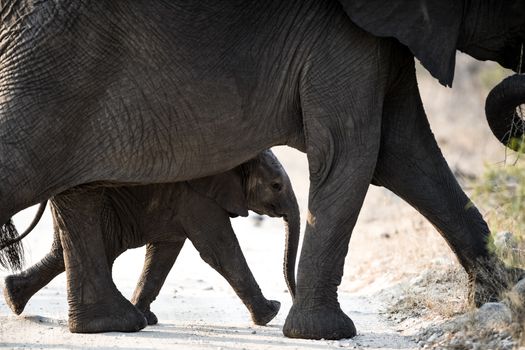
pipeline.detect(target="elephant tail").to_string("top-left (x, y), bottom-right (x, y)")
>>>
top-left (0, 201), bottom-right (47, 270)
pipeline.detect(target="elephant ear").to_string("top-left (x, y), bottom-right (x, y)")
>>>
top-left (339, 0), bottom-right (463, 87)
top-left (187, 170), bottom-right (249, 218)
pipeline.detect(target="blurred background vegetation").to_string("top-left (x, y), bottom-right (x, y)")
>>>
top-left (468, 62), bottom-right (525, 268)
top-left (473, 150), bottom-right (525, 268)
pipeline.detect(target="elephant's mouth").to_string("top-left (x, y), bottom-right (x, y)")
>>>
top-left (250, 205), bottom-right (282, 218)
top-left (266, 204), bottom-right (283, 218)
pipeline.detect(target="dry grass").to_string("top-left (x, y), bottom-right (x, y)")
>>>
top-left (384, 266), bottom-right (469, 322)
top-left (474, 159), bottom-right (525, 260)
top-left (384, 263), bottom-right (523, 349)
top-left (417, 157), bottom-right (525, 348)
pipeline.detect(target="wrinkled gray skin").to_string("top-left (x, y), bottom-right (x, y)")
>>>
top-left (3, 150), bottom-right (300, 328)
top-left (1, 0), bottom-right (525, 340)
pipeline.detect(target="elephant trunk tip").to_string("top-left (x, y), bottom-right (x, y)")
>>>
top-left (283, 208), bottom-right (300, 300)
top-left (485, 74), bottom-right (525, 151)
top-left (0, 219), bottom-right (24, 271)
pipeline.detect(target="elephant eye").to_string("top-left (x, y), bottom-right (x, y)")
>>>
top-left (271, 182), bottom-right (282, 191)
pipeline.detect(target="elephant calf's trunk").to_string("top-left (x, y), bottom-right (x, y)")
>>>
top-left (283, 199), bottom-right (300, 299)
top-left (485, 74), bottom-right (525, 151)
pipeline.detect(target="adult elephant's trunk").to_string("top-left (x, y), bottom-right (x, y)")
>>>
top-left (283, 197), bottom-right (300, 300)
top-left (485, 74), bottom-right (525, 151)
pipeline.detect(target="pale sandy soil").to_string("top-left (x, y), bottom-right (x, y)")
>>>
top-left (0, 53), bottom-right (515, 349)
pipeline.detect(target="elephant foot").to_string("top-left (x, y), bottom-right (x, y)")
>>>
top-left (132, 301), bottom-right (158, 325)
top-left (3, 275), bottom-right (36, 315)
top-left (68, 294), bottom-right (147, 333)
top-left (250, 299), bottom-right (281, 326)
top-left (142, 308), bottom-right (158, 325)
top-left (469, 259), bottom-right (525, 307)
top-left (283, 304), bottom-right (356, 340)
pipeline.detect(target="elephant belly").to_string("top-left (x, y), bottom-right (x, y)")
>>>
top-left (101, 185), bottom-right (187, 250)
top-left (77, 1), bottom-right (325, 184)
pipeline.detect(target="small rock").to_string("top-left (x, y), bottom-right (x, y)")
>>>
top-left (426, 333), bottom-right (439, 343)
top-left (335, 339), bottom-right (354, 348)
top-left (494, 231), bottom-right (518, 249)
top-left (252, 215), bottom-right (265, 227)
top-left (510, 278), bottom-right (525, 302)
top-left (475, 302), bottom-right (512, 328)
top-left (409, 275), bottom-right (424, 286)
top-left (380, 232), bottom-right (391, 239)
top-left (430, 257), bottom-right (453, 266)
top-left (251, 330), bottom-right (256, 334)
top-left (494, 232), bottom-right (519, 261)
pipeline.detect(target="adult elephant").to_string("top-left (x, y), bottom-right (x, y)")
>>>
top-left (4, 150), bottom-right (300, 331)
top-left (0, 0), bottom-right (524, 340)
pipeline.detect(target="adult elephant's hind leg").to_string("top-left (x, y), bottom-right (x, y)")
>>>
top-left (284, 36), bottom-right (384, 339)
top-left (52, 190), bottom-right (147, 333)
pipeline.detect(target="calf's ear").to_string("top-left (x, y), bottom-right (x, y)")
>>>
top-left (188, 170), bottom-right (249, 218)
top-left (338, 0), bottom-right (463, 87)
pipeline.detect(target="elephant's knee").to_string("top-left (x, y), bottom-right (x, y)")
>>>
top-left (198, 248), bottom-right (222, 271)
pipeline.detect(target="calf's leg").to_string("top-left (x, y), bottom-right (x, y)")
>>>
top-left (130, 241), bottom-right (185, 325)
top-left (182, 198), bottom-right (280, 326)
top-left (3, 229), bottom-right (64, 315)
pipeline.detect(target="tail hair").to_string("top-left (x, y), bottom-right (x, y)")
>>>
top-left (0, 219), bottom-right (24, 271)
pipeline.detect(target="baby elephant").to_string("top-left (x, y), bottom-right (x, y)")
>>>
top-left (3, 150), bottom-right (300, 332)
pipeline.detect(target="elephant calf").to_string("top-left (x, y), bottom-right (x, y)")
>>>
top-left (3, 150), bottom-right (300, 332)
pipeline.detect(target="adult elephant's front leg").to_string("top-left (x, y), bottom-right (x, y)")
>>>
top-left (283, 41), bottom-right (384, 339)
top-left (52, 190), bottom-right (147, 333)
